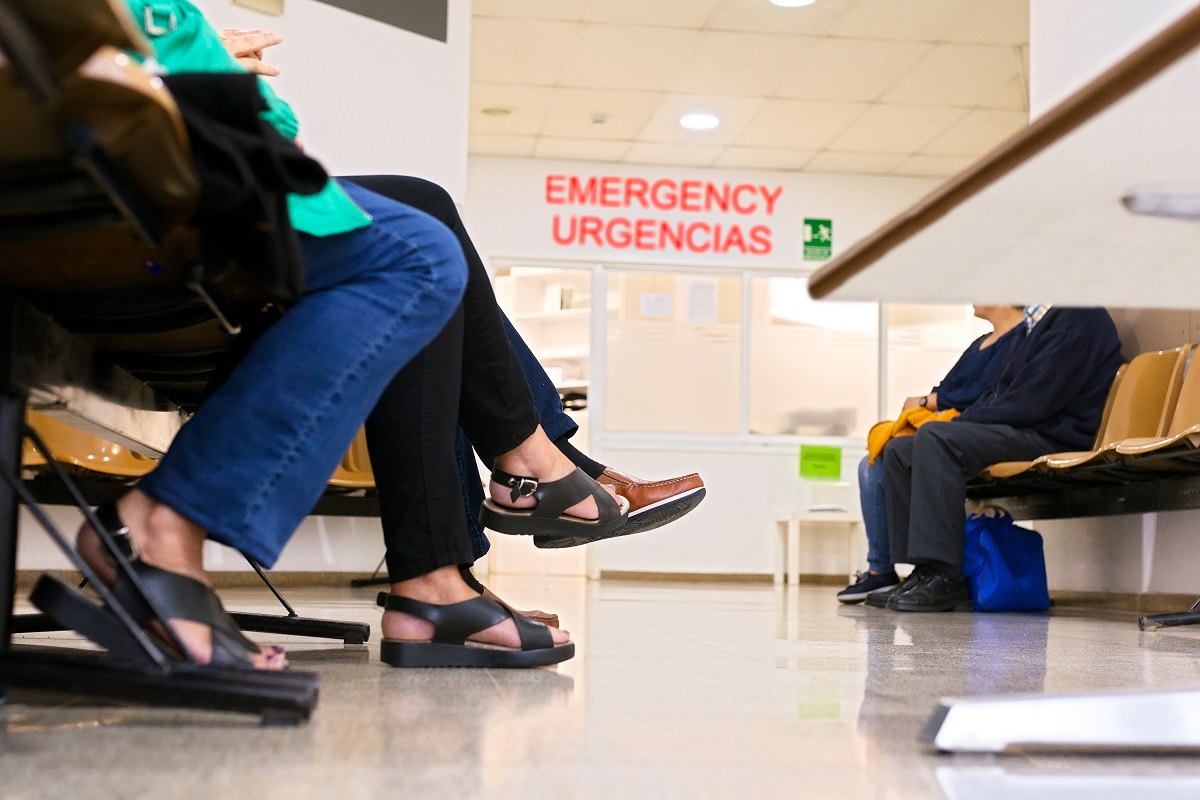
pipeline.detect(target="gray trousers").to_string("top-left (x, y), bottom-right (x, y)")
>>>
top-left (882, 421), bottom-right (1059, 566)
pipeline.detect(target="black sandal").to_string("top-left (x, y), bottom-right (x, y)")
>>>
top-left (376, 592), bottom-right (574, 668)
top-left (32, 502), bottom-right (262, 669)
top-left (478, 466), bottom-right (628, 545)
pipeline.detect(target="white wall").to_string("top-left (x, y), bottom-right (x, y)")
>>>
top-left (192, 0), bottom-right (471, 199)
top-left (589, 440), bottom-right (864, 577)
top-left (1029, 0), bottom-right (1198, 119)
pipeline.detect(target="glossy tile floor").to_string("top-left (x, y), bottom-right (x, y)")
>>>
top-left (6, 579), bottom-right (1200, 798)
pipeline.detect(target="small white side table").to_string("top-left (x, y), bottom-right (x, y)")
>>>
top-left (774, 511), bottom-right (864, 586)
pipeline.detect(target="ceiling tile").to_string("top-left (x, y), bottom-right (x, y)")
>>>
top-left (981, 76), bottom-right (1029, 110)
top-left (881, 43), bottom-right (1024, 107)
top-left (805, 151), bottom-right (907, 175)
top-left (715, 147), bottom-right (816, 170)
top-left (828, 104), bottom-right (967, 153)
top-left (668, 31), bottom-right (815, 96)
top-left (558, 24), bottom-right (699, 91)
top-left (624, 142), bottom-right (724, 168)
top-left (585, 0), bottom-right (725, 29)
top-left (707, 0), bottom-right (857, 36)
top-left (542, 89), bottom-right (665, 141)
top-left (638, 95), bottom-right (767, 146)
top-left (469, 134), bottom-right (537, 158)
top-left (894, 154), bottom-right (976, 178)
top-left (469, 84), bottom-right (556, 136)
top-left (945, 1), bottom-right (1030, 45)
top-left (737, 99), bottom-right (868, 150)
top-left (923, 109), bottom-right (1028, 156)
top-left (534, 138), bottom-right (633, 162)
top-left (470, 18), bottom-right (582, 85)
top-left (827, 0), bottom-right (978, 41)
top-left (472, 0), bottom-right (592, 22)
top-left (774, 38), bottom-right (933, 103)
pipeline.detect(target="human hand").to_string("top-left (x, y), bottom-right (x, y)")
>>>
top-left (219, 28), bottom-right (283, 76)
top-left (901, 395), bottom-right (923, 412)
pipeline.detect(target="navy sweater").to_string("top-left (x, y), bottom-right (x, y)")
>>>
top-left (956, 307), bottom-right (1123, 451)
top-left (933, 326), bottom-right (1021, 411)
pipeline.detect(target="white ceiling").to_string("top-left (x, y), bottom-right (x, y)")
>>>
top-left (469, 0), bottom-right (1031, 178)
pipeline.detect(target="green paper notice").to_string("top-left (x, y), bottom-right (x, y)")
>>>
top-left (800, 445), bottom-right (842, 480)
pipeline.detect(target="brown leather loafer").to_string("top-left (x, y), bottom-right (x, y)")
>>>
top-left (599, 467), bottom-right (706, 536)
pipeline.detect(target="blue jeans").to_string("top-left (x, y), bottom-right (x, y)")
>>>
top-left (139, 180), bottom-right (467, 568)
top-left (858, 455), bottom-right (892, 573)
top-left (458, 312), bottom-right (580, 558)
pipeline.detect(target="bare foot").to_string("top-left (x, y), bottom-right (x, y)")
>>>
top-left (382, 566), bottom-right (570, 648)
top-left (490, 426), bottom-right (621, 521)
top-left (76, 490), bottom-right (285, 670)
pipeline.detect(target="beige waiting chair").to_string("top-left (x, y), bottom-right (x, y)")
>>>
top-left (24, 410), bottom-right (156, 477)
top-left (973, 344), bottom-right (1190, 482)
top-left (972, 362), bottom-right (1127, 483)
top-left (327, 428), bottom-right (375, 489)
top-left (1116, 347), bottom-right (1200, 467)
top-left (1037, 345), bottom-right (1190, 472)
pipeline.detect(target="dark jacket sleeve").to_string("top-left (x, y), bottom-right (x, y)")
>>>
top-left (936, 329), bottom-right (1019, 411)
top-left (956, 312), bottom-right (1118, 428)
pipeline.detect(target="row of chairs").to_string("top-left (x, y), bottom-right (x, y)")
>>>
top-left (23, 410), bottom-right (376, 488)
top-left (969, 343), bottom-right (1200, 492)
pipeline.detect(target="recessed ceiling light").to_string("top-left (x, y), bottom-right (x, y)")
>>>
top-left (480, 107), bottom-right (514, 117)
top-left (680, 113), bottom-right (720, 131)
top-left (770, 0), bottom-right (816, 7)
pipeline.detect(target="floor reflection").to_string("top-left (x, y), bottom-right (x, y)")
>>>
top-left (4, 583), bottom-right (1200, 798)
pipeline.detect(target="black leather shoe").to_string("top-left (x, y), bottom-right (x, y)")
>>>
top-left (865, 568), bottom-right (926, 609)
top-left (893, 571), bottom-right (972, 612)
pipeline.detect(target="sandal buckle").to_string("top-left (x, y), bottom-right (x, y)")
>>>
top-left (510, 477), bottom-right (539, 498)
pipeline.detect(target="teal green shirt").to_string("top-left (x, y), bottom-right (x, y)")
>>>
top-left (125, 0), bottom-right (371, 237)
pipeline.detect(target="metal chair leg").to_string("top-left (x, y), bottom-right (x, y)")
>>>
top-left (0, 407), bottom-right (318, 724)
top-left (229, 555), bottom-right (370, 645)
top-left (349, 555), bottom-right (389, 588)
top-left (1140, 594), bottom-right (1200, 630)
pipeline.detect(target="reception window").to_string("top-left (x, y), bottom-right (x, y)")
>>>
top-left (492, 259), bottom-right (983, 443)
top-left (748, 277), bottom-right (878, 438)
top-left (604, 271), bottom-right (743, 434)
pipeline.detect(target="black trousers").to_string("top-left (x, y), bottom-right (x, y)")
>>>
top-left (883, 421), bottom-right (1058, 566)
top-left (346, 176), bottom-right (541, 583)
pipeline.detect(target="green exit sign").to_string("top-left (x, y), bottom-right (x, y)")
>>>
top-left (803, 218), bottom-right (832, 261)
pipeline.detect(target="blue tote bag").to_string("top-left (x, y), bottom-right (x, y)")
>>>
top-left (962, 510), bottom-right (1050, 612)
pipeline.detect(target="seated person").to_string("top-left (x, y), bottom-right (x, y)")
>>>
top-left (838, 305), bottom-right (1024, 603)
top-left (344, 175), bottom-right (705, 631)
top-left (70, 0), bottom-right (579, 671)
top-left (875, 305), bottom-right (1122, 612)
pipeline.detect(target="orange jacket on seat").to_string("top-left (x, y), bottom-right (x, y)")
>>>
top-left (866, 407), bottom-right (960, 464)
